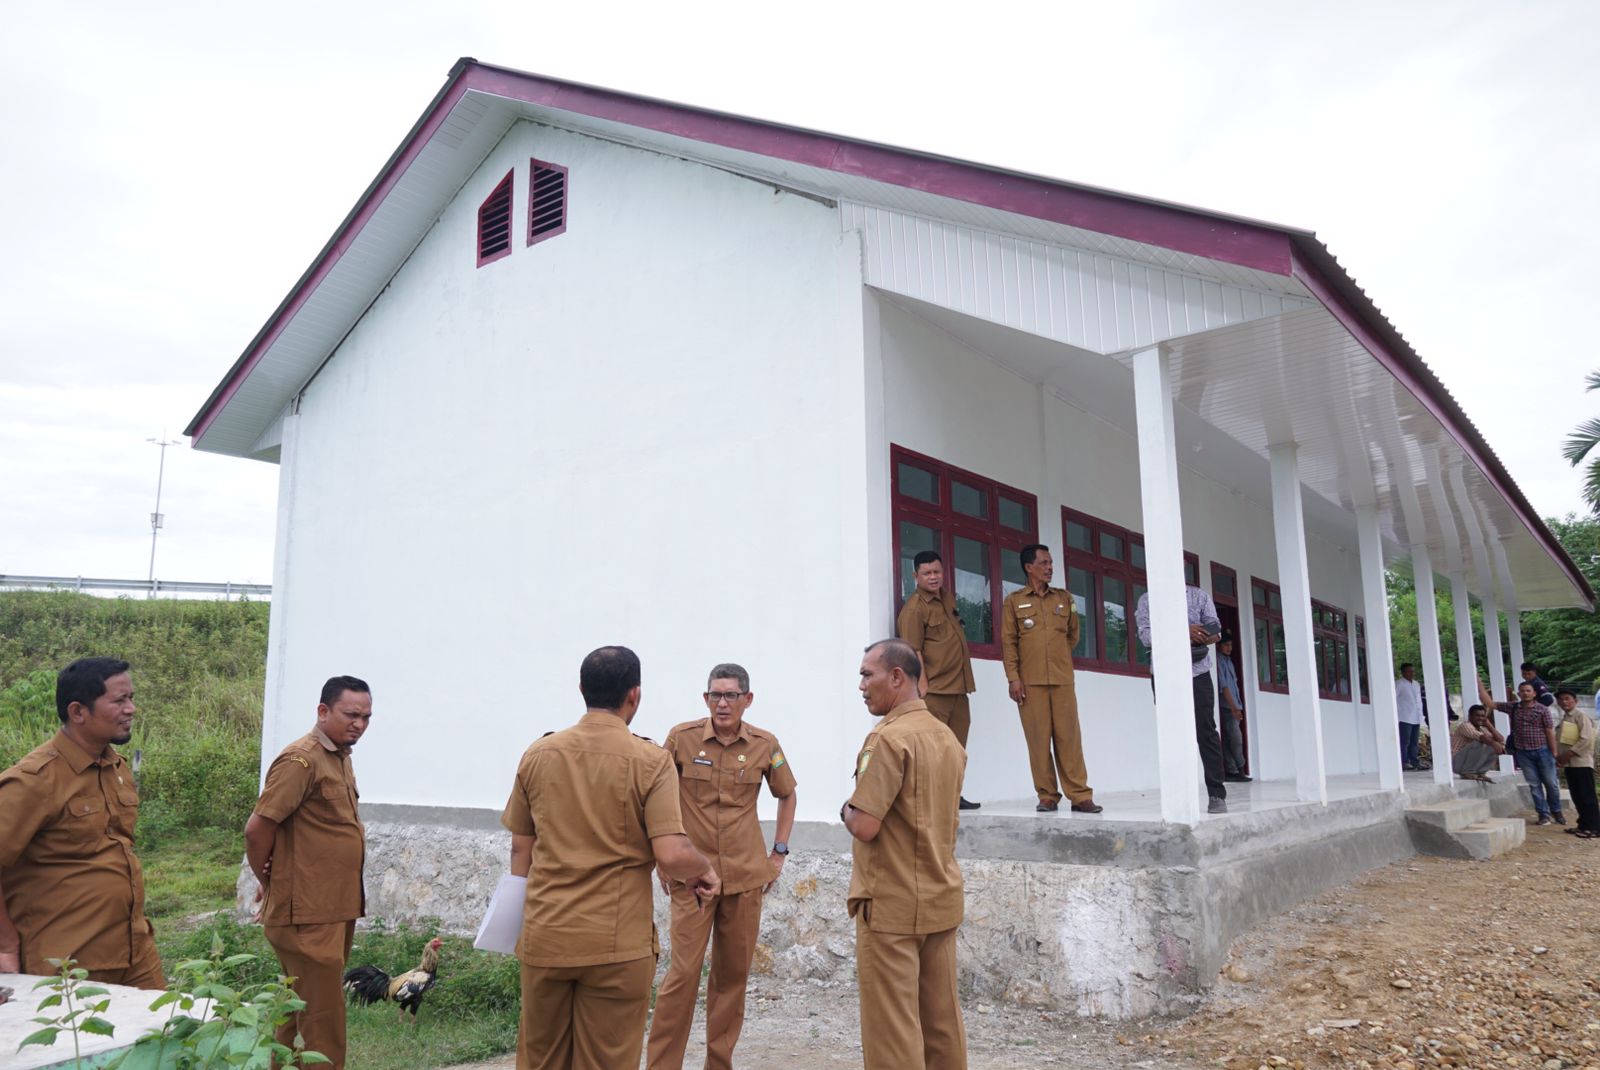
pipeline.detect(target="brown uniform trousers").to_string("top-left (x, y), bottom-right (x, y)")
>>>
top-left (266, 920), bottom-right (355, 1069)
top-left (647, 885), bottom-right (764, 1070)
top-left (922, 693), bottom-right (971, 750)
top-left (519, 956), bottom-right (656, 1070)
top-left (1017, 686), bottom-right (1090, 805)
top-left (856, 918), bottom-right (966, 1070)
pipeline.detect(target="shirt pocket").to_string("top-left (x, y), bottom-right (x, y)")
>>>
top-left (317, 780), bottom-right (355, 817)
top-left (923, 610), bottom-right (947, 637)
top-left (1013, 603), bottom-right (1039, 633)
top-left (59, 794), bottom-right (107, 846)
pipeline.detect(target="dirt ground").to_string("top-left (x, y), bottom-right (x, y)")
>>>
top-left (452, 813), bottom-right (1597, 1070)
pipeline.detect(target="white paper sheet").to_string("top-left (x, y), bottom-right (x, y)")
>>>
top-left (473, 874), bottom-right (527, 954)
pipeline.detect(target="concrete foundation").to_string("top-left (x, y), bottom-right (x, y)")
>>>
top-left (233, 773), bottom-right (1528, 1019)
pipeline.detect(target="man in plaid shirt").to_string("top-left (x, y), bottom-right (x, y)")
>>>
top-left (1479, 678), bottom-right (1564, 826)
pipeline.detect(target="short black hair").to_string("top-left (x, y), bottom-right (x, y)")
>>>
top-left (1555, 687), bottom-right (1577, 700)
top-left (320, 675), bottom-right (371, 707)
top-left (912, 550), bottom-right (942, 570)
top-left (1399, 662), bottom-right (1414, 673)
top-left (1021, 544), bottom-right (1050, 568)
top-left (1520, 662), bottom-right (1537, 673)
top-left (864, 638), bottom-right (921, 684)
top-left (580, 646), bottom-right (641, 710)
top-left (1219, 631), bottom-right (1233, 644)
top-left (56, 657), bottom-right (131, 723)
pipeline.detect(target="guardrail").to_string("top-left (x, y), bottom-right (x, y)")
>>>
top-left (0, 574), bottom-right (270, 599)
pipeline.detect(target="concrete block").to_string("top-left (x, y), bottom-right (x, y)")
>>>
top-left (1453, 818), bottom-right (1525, 860)
top-left (1403, 798), bottom-right (1490, 833)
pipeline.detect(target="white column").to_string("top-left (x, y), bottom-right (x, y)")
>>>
top-left (1357, 507), bottom-right (1404, 791)
top-left (1133, 345), bottom-right (1201, 825)
top-left (1445, 572), bottom-right (1477, 787)
top-left (1411, 546), bottom-right (1450, 789)
top-left (1493, 540), bottom-right (1522, 768)
top-left (1269, 443), bottom-right (1327, 804)
top-left (1481, 591), bottom-right (1507, 716)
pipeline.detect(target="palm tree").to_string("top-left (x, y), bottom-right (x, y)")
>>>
top-left (1562, 370), bottom-right (1600, 513)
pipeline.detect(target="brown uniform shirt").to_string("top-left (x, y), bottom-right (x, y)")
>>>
top-left (253, 728), bottom-right (366, 926)
top-left (846, 700), bottom-right (965, 934)
top-left (896, 589), bottom-right (977, 696)
top-left (502, 711), bottom-right (685, 967)
top-left (663, 718), bottom-right (797, 896)
top-left (1001, 584), bottom-right (1080, 686)
top-left (0, 731), bottom-right (151, 971)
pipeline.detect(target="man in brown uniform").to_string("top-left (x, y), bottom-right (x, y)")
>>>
top-left (503, 646), bottom-right (720, 1070)
top-left (648, 662), bottom-right (798, 1070)
top-left (895, 550), bottom-right (981, 811)
top-left (1001, 544), bottom-right (1101, 813)
top-left (0, 657), bottom-right (163, 987)
top-left (244, 675), bottom-right (371, 1070)
top-left (842, 638), bottom-right (967, 1070)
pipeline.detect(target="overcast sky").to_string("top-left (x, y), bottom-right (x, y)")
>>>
top-left (2, 1), bottom-right (1596, 586)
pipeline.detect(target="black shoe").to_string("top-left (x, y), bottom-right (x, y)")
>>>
top-left (1036, 801), bottom-right (1059, 812)
top-left (1070, 800), bottom-right (1104, 814)
top-left (1208, 797), bottom-right (1227, 814)
top-left (1224, 773), bottom-right (1252, 783)
top-left (1554, 811), bottom-right (1568, 826)
top-left (959, 797), bottom-right (981, 811)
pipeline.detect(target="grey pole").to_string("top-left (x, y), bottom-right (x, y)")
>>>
top-left (146, 435), bottom-right (180, 590)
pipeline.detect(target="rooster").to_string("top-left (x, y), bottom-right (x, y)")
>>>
top-left (343, 937), bottom-right (443, 1024)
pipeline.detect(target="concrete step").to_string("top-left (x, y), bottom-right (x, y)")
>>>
top-left (1404, 797), bottom-right (1491, 833)
top-left (1453, 818), bottom-right (1526, 860)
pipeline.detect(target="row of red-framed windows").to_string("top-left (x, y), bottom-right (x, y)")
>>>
top-left (891, 447), bottom-right (1371, 690)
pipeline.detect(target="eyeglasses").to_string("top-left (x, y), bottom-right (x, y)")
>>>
top-left (704, 691), bottom-right (747, 705)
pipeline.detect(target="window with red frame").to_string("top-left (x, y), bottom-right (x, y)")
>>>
top-left (1355, 617), bottom-right (1370, 703)
top-left (1060, 510), bottom-right (1202, 675)
top-left (1312, 601), bottom-right (1351, 700)
top-left (1211, 562), bottom-right (1239, 607)
top-left (891, 446), bottom-right (1037, 659)
top-left (476, 170), bottom-right (514, 267)
top-left (1251, 577), bottom-right (1289, 693)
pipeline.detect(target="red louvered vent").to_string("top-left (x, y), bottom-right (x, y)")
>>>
top-left (476, 170), bottom-right (514, 266)
top-left (527, 158), bottom-right (568, 245)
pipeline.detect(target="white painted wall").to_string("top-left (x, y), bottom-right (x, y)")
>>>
top-left (875, 296), bottom-right (1377, 803)
top-left (264, 121), bottom-right (872, 822)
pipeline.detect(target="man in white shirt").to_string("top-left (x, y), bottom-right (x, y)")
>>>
top-left (1395, 663), bottom-right (1424, 771)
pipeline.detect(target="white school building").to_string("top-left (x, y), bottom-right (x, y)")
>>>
top-left (189, 59), bottom-right (1589, 835)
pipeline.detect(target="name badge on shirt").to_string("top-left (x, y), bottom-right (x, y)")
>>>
top-left (692, 757), bottom-right (714, 766)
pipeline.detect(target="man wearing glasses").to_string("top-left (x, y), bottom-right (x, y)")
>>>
top-left (647, 664), bottom-right (798, 1070)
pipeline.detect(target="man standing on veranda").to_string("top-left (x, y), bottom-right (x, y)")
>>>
top-left (896, 550), bottom-right (981, 810)
top-left (647, 663), bottom-right (797, 1070)
top-left (244, 675), bottom-right (372, 1070)
top-left (503, 646), bottom-right (720, 1070)
top-left (842, 639), bottom-right (967, 1070)
top-left (1395, 664), bottom-right (1424, 771)
top-left (0, 658), bottom-right (163, 987)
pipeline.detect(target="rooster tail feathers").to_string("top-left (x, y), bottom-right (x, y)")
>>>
top-left (342, 964), bottom-right (392, 1005)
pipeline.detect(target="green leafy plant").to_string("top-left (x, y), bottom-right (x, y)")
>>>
top-left (18, 935), bottom-right (330, 1070)
top-left (18, 957), bottom-right (116, 1064)
top-left (108, 931), bottom-right (328, 1070)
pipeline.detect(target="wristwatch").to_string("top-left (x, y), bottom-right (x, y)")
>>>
top-left (772, 842), bottom-right (789, 856)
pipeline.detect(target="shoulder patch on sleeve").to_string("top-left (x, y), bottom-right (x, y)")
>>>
top-left (771, 752), bottom-right (786, 769)
top-left (285, 755), bottom-right (310, 768)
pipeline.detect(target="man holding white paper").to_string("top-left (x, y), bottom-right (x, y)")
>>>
top-left (501, 645), bottom-right (720, 1070)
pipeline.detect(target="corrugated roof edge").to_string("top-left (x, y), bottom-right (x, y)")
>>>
top-left (1290, 239), bottom-right (1593, 609)
top-left (185, 57), bottom-right (1593, 609)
